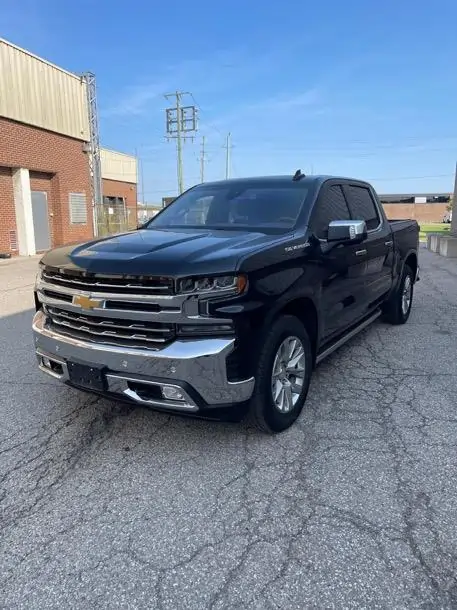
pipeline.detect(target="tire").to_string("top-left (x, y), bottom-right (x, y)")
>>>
top-left (248, 315), bottom-right (313, 433)
top-left (383, 264), bottom-right (414, 325)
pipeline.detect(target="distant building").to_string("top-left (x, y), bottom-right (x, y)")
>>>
top-left (99, 148), bottom-right (137, 236)
top-left (379, 192), bottom-right (451, 204)
top-left (379, 192), bottom-right (452, 223)
top-left (162, 196), bottom-right (176, 207)
top-left (137, 203), bottom-right (162, 223)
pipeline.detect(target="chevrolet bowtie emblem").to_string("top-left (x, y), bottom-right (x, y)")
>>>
top-left (72, 295), bottom-right (103, 310)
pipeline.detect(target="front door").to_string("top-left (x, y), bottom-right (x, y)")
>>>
top-left (308, 182), bottom-right (368, 341)
top-left (31, 191), bottom-right (51, 251)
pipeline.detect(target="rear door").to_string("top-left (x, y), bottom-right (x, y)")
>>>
top-left (343, 183), bottom-right (393, 313)
top-left (309, 182), bottom-right (370, 341)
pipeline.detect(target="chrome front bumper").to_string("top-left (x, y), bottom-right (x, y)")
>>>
top-left (33, 310), bottom-right (254, 411)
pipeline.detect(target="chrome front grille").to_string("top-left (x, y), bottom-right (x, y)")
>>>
top-left (45, 306), bottom-right (175, 349)
top-left (42, 269), bottom-right (174, 295)
top-left (36, 268), bottom-right (231, 349)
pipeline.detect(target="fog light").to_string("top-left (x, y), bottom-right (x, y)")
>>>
top-left (162, 385), bottom-right (185, 401)
top-left (42, 356), bottom-right (52, 369)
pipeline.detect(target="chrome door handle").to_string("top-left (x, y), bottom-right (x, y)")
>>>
top-left (385, 240), bottom-right (393, 246)
top-left (356, 249), bottom-right (367, 256)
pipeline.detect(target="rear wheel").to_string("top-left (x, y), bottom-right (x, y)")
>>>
top-left (383, 264), bottom-right (414, 325)
top-left (248, 315), bottom-right (313, 433)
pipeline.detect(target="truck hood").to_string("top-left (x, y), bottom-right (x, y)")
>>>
top-left (41, 228), bottom-right (287, 276)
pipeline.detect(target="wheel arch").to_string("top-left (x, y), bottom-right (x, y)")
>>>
top-left (268, 297), bottom-right (320, 364)
top-left (404, 250), bottom-right (418, 283)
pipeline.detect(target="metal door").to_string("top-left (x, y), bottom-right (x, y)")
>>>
top-left (31, 191), bottom-right (51, 251)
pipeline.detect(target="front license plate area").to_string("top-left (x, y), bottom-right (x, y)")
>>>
top-left (67, 362), bottom-right (106, 392)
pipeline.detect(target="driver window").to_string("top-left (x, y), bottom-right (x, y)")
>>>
top-left (312, 185), bottom-right (351, 239)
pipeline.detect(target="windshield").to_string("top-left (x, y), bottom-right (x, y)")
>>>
top-left (146, 182), bottom-right (310, 232)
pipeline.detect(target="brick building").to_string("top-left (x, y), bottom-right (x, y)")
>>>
top-left (379, 193), bottom-right (451, 224)
top-left (0, 38), bottom-right (137, 256)
top-left (100, 148), bottom-right (138, 235)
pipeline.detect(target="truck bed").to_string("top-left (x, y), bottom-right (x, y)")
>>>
top-left (388, 218), bottom-right (420, 265)
top-left (388, 219), bottom-right (417, 228)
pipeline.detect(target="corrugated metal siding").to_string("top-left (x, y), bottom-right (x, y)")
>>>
top-left (0, 38), bottom-right (89, 141)
top-left (100, 148), bottom-right (137, 184)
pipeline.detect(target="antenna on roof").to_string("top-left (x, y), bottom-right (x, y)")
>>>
top-left (293, 169), bottom-right (306, 181)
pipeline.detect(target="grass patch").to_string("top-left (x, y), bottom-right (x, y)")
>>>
top-left (418, 223), bottom-right (450, 242)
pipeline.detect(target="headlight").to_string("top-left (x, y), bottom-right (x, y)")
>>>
top-left (177, 274), bottom-right (247, 295)
top-left (35, 262), bottom-right (45, 287)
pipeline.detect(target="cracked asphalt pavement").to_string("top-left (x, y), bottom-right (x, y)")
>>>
top-left (1, 247), bottom-right (457, 609)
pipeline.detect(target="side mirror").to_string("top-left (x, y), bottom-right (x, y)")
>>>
top-left (327, 220), bottom-right (367, 244)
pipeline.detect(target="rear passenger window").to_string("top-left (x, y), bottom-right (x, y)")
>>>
top-left (346, 186), bottom-right (380, 231)
top-left (313, 185), bottom-right (350, 239)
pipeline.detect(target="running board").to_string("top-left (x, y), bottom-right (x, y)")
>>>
top-left (316, 310), bottom-right (382, 365)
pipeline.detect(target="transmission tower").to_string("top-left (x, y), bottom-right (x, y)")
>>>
top-left (82, 72), bottom-right (102, 236)
top-left (165, 92), bottom-right (198, 194)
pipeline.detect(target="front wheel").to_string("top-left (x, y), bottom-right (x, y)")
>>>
top-left (248, 315), bottom-right (313, 433)
top-left (383, 264), bottom-right (414, 325)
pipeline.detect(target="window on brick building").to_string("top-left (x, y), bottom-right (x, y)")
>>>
top-left (69, 192), bottom-right (87, 224)
top-left (103, 196), bottom-right (125, 206)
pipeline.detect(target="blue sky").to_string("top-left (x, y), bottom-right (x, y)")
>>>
top-left (3, 0), bottom-right (457, 202)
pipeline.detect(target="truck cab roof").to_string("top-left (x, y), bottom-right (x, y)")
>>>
top-left (199, 174), bottom-right (372, 190)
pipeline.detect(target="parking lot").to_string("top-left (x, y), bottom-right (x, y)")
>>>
top-left (1, 247), bottom-right (456, 609)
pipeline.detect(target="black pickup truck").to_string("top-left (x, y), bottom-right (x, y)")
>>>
top-left (33, 173), bottom-right (419, 433)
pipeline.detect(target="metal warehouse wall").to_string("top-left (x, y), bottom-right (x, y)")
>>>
top-left (0, 38), bottom-right (89, 141)
top-left (100, 148), bottom-right (137, 184)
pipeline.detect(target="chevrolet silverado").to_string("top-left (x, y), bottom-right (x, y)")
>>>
top-left (33, 173), bottom-right (419, 432)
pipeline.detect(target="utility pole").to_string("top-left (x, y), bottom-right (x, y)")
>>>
top-left (140, 158), bottom-right (145, 218)
top-left (199, 136), bottom-right (206, 183)
top-left (165, 91), bottom-right (198, 194)
top-left (224, 132), bottom-right (232, 179)
top-left (451, 161), bottom-right (457, 237)
top-left (175, 92), bottom-right (183, 194)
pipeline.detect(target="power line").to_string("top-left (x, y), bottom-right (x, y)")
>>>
top-left (230, 143), bottom-right (457, 154)
top-left (189, 94), bottom-right (238, 183)
top-left (232, 135), bottom-right (457, 148)
top-left (142, 180), bottom-right (201, 196)
top-left (190, 93), bottom-right (225, 138)
top-left (368, 173), bottom-right (454, 182)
